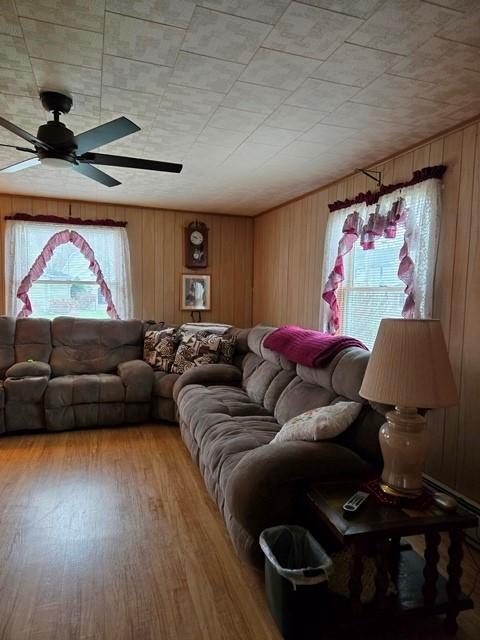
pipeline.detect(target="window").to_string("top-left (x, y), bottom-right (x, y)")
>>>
top-left (337, 222), bottom-right (406, 348)
top-left (5, 220), bottom-right (133, 319)
top-left (320, 176), bottom-right (442, 349)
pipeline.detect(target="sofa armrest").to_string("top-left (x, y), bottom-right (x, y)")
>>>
top-left (5, 361), bottom-right (51, 379)
top-left (226, 441), bottom-right (372, 543)
top-left (173, 363), bottom-right (242, 403)
top-left (117, 360), bottom-right (154, 402)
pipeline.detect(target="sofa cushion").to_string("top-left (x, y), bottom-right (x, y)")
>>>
top-left (45, 374), bottom-right (125, 408)
top-left (153, 371), bottom-right (179, 399)
top-left (143, 328), bottom-right (178, 372)
top-left (50, 317), bottom-right (143, 376)
top-left (274, 377), bottom-right (336, 426)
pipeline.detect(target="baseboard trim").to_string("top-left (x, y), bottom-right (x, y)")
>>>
top-left (424, 475), bottom-right (480, 549)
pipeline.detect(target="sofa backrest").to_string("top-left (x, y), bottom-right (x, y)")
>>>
top-left (0, 316), bottom-right (16, 377)
top-left (50, 317), bottom-right (144, 376)
top-left (15, 318), bottom-right (52, 363)
top-left (242, 325), bottom-right (383, 465)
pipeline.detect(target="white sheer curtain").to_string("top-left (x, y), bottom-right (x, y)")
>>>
top-left (5, 220), bottom-right (133, 319)
top-left (319, 178), bottom-right (443, 334)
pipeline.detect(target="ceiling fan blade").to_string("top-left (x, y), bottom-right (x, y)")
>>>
top-left (79, 152), bottom-right (183, 174)
top-left (74, 117), bottom-right (140, 155)
top-left (72, 161), bottom-right (121, 187)
top-left (0, 143), bottom-right (37, 153)
top-left (0, 115), bottom-right (53, 151)
top-left (0, 156), bottom-right (40, 173)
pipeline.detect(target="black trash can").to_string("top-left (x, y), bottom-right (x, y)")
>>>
top-left (260, 525), bottom-right (332, 639)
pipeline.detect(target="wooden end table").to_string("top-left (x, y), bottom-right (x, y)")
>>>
top-left (303, 481), bottom-right (476, 635)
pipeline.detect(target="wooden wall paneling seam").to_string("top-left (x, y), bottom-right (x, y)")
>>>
top-left (457, 123), bottom-right (480, 498)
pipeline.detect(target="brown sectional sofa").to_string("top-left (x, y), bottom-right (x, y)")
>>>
top-left (0, 317), bottom-right (384, 567)
top-left (174, 325), bottom-right (385, 566)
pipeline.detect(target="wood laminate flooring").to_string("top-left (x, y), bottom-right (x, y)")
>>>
top-left (0, 425), bottom-right (478, 640)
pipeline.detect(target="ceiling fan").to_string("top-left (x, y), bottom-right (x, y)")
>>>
top-left (0, 91), bottom-right (182, 187)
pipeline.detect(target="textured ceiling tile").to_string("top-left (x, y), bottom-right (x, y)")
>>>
top-left (15, 0), bottom-right (106, 32)
top-left (282, 139), bottom-right (332, 158)
top-left (222, 82), bottom-right (289, 114)
top-left (104, 12), bottom-right (183, 66)
top-left (247, 125), bottom-right (299, 147)
top-left (436, 7), bottom-right (480, 47)
top-left (300, 122), bottom-right (356, 144)
top-left (170, 52), bottom-right (244, 93)
top-left (285, 79), bottom-right (359, 111)
top-left (31, 59), bottom-right (102, 97)
top-left (21, 18), bottom-right (103, 68)
top-left (349, 0), bottom-right (459, 55)
top-left (424, 70), bottom-right (480, 106)
top-left (321, 101), bottom-right (398, 128)
top-left (62, 114), bottom-right (100, 134)
top-left (182, 7), bottom-right (271, 64)
top-left (103, 55), bottom-right (171, 96)
top-left (106, 0), bottom-right (196, 29)
top-left (101, 86), bottom-right (162, 117)
top-left (0, 93), bottom-right (43, 118)
top-left (199, 0), bottom-right (290, 24)
top-left (0, 34), bottom-right (32, 70)
top-left (264, 105), bottom-right (326, 131)
top-left (220, 141), bottom-right (278, 170)
top-left (70, 93), bottom-right (100, 119)
top-left (300, 0), bottom-right (384, 19)
top-left (160, 84), bottom-right (225, 116)
top-left (196, 125), bottom-right (249, 148)
top-left (0, 67), bottom-right (37, 96)
top-left (448, 99), bottom-right (480, 121)
top-left (0, 0), bottom-right (22, 36)
top-left (391, 37), bottom-right (480, 83)
top-left (263, 2), bottom-right (361, 60)
top-left (208, 107), bottom-right (266, 133)
top-left (312, 44), bottom-right (402, 88)
top-left (351, 74), bottom-right (436, 106)
top-left (152, 108), bottom-right (211, 134)
top-left (239, 48), bottom-right (320, 90)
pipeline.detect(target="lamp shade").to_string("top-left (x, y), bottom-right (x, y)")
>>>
top-left (359, 319), bottom-right (458, 409)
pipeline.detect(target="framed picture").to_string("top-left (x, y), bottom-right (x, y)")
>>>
top-left (181, 274), bottom-right (211, 310)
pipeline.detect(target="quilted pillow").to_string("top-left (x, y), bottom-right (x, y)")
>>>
top-left (171, 332), bottom-right (225, 374)
top-left (271, 401), bottom-right (362, 444)
top-left (143, 328), bottom-right (178, 372)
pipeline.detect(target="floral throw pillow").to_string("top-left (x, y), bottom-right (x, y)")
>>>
top-left (270, 401), bottom-right (363, 444)
top-left (143, 328), bottom-right (178, 372)
top-left (171, 332), bottom-right (224, 374)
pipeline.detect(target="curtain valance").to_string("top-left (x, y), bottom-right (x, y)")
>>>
top-left (328, 165), bottom-right (446, 212)
top-left (5, 213), bottom-right (127, 227)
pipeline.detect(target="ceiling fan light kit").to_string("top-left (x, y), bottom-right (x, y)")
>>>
top-left (0, 91), bottom-right (183, 186)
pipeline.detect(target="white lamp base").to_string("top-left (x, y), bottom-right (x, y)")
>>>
top-left (379, 407), bottom-right (429, 498)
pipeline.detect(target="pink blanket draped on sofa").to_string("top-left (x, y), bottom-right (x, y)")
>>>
top-left (263, 325), bottom-right (368, 368)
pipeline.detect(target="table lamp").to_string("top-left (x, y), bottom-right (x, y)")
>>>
top-left (359, 319), bottom-right (458, 498)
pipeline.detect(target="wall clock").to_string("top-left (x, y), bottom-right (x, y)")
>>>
top-left (184, 221), bottom-right (208, 269)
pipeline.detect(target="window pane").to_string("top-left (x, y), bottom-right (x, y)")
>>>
top-left (29, 281), bottom-right (108, 319)
top-left (42, 242), bottom-right (95, 282)
top-left (338, 224), bottom-right (406, 348)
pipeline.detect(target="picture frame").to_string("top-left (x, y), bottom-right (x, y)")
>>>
top-left (181, 274), bottom-right (211, 311)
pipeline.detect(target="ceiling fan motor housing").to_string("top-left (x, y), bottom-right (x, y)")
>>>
top-left (36, 121), bottom-right (76, 160)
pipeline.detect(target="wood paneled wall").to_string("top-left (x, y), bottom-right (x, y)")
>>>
top-left (0, 195), bottom-right (253, 327)
top-left (253, 118), bottom-right (480, 504)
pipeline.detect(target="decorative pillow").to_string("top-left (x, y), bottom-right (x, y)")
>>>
top-left (218, 335), bottom-right (237, 363)
top-left (171, 331), bottom-right (223, 374)
top-left (271, 401), bottom-right (362, 444)
top-left (143, 328), bottom-right (178, 372)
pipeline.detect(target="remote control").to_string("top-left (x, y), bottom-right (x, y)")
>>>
top-left (342, 491), bottom-right (369, 517)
